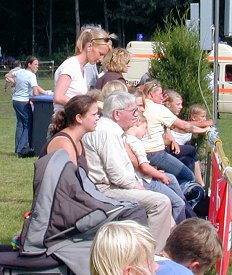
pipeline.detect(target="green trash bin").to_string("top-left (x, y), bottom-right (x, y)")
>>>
top-left (31, 95), bottom-right (53, 156)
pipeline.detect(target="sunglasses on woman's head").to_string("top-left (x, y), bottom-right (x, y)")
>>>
top-left (91, 37), bottom-right (111, 43)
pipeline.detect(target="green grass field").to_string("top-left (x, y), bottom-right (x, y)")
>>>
top-left (0, 79), bottom-right (231, 274)
top-left (0, 79), bottom-right (53, 243)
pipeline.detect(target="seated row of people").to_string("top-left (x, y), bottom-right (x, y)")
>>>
top-left (48, 77), bottom-right (211, 226)
top-left (44, 32), bottom-right (214, 272)
top-left (43, 79), bottom-right (210, 252)
top-left (46, 30), bottom-right (174, 253)
top-left (7, 26), bottom-right (218, 274)
top-left (164, 89), bottom-right (213, 187)
top-left (35, 87), bottom-right (217, 274)
top-left (52, 30), bottom-right (210, 200)
top-left (129, 79), bottom-right (210, 187)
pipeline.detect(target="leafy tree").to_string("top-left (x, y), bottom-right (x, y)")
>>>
top-left (151, 12), bottom-right (213, 118)
top-left (0, 0), bottom-right (226, 63)
top-left (105, 0), bottom-right (191, 45)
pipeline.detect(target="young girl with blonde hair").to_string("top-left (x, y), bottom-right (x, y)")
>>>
top-left (101, 79), bottom-right (128, 98)
top-left (188, 104), bottom-right (212, 126)
top-left (90, 220), bottom-right (158, 275)
top-left (164, 90), bottom-right (213, 186)
top-left (125, 113), bottom-right (194, 224)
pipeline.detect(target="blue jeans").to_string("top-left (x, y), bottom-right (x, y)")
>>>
top-left (143, 173), bottom-right (186, 224)
top-left (12, 100), bottom-right (33, 154)
top-left (147, 150), bottom-right (195, 185)
top-left (166, 144), bottom-right (199, 172)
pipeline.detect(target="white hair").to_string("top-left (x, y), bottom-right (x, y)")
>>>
top-left (102, 90), bottom-right (136, 119)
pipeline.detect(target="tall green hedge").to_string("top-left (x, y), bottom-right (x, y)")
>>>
top-left (151, 14), bottom-right (213, 119)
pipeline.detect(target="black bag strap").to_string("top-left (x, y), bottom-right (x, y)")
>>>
top-left (46, 206), bottom-right (128, 256)
top-left (54, 132), bottom-right (80, 162)
top-left (45, 206), bottom-right (125, 242)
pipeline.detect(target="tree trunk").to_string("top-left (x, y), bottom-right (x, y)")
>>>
top-left (75, 0), bottom-right (81, 39)
top-left (121, 19), bottom-right (125, 48)
top-left (32, 0), bottom-right (35, 55)
top-left (117, 19), bottom-right (121, 46)
top-left (103, 0), bottom-right (108, 31)
top-left (48, 0), bottom-right (53, 58)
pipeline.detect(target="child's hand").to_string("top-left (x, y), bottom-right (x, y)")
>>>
top-left (157, 172), bottom-right (170, 185)
top-left (171, 140), bottom-right (180, 155)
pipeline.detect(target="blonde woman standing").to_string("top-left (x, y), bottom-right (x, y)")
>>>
top-left (53, 27), bottom-right (112, 113)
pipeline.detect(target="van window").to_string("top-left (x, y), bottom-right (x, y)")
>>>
top-left (225, 65), bottom-right (232, 82)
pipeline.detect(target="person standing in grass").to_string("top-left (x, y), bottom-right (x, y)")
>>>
top-left (5, 56), bottom-right (47, 158)
top-left (47, 27), bottom-right (112, 140)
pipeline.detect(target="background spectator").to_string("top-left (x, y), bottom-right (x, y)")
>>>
top-left (5, 56), bottom-right (47, 157)
top-left (84, 63), bottom-right (99, 90)
top-left (96, 47), bottom-right (130, 90)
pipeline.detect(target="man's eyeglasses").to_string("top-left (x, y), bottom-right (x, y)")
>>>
top-left (118, 107), bottom-right (139, 117)
top-left (91, 37), bottom-right (111, 43)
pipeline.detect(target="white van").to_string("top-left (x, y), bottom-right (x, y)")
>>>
top-left (208, 43), bottom-right (232, 113)
top-left (123, 41), bottom-right (155, 86)
top-left (123, 41), bottom-right (232, 113)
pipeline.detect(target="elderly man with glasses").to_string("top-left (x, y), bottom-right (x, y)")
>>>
top-left (82, 90), bottom-right (173, 253)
